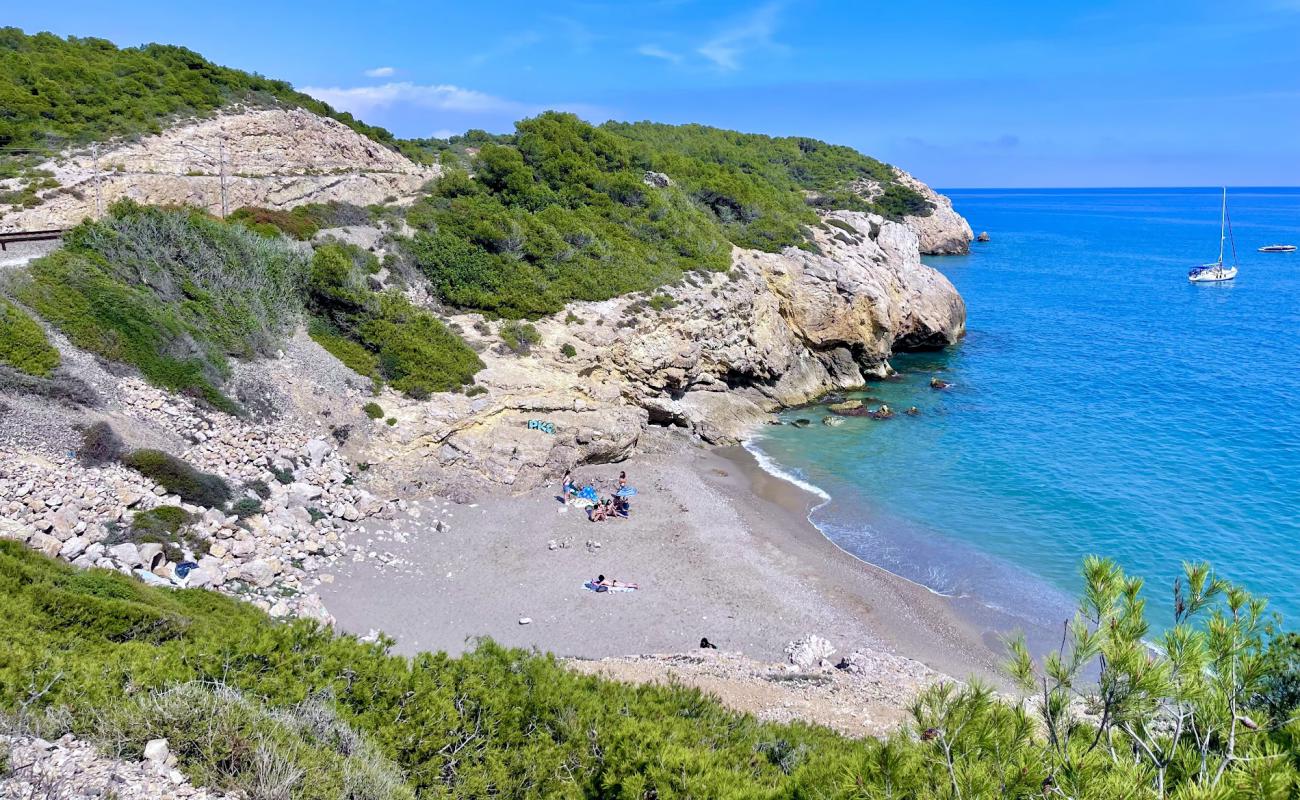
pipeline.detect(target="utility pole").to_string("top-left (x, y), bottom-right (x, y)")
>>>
top-left (91, 142), bottom-right (103, 218)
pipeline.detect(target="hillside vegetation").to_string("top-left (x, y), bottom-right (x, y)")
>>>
top-left (12, 201), bottom-right (480, 410)
top-left (4, 540), bottom-right (1300, 798)
top-left (405, 113), bottom-right (932, 318)
top-left (0, 27), bottom-right (402, 158)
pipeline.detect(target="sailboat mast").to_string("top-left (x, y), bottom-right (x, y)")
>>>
top-left (1219, 187), bottom-right (1227, 265)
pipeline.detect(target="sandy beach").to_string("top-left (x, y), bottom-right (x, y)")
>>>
top-left (319, 428), bottom-right (1022, 687)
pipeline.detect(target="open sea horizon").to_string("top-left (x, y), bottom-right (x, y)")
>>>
top-left (750, 187), bottom-right (1300, 634)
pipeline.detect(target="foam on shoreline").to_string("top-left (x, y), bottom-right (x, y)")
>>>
top-left (742, 437), bottom-right (831, 504)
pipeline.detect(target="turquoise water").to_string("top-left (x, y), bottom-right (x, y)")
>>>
top-left (752, 188), bottom-right (1300, 630)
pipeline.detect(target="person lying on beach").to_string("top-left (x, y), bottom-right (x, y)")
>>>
top-left (595, 574), bottom-right (638, 590)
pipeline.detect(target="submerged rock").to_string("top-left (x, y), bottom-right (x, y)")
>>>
top-left (822, 416), bottom-right (844, 427)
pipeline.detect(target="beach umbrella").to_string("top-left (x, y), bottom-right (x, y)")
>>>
top-left (615, 486), bottom-right (638, 497)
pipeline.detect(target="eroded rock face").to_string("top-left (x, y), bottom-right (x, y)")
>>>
top-left (369, 210), bottom-right (964, 496)
top-left (0, 107), bottom-right (438, 231)
top-left (893, 167), bottom-right (974, 255)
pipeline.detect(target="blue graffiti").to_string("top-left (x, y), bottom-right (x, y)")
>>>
top-left (527, 419), bottom-right (556, 435)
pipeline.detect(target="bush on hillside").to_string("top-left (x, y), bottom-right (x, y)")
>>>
top-left (121, 449), bottom-right (231, 508)
top-left (0, 297), bottom-right (60, 377)
top-left (306, 245), bottom-right (482, 396)
top-left (77, 421), bottom-right (125, 466)
top-left (230, 202), bottom-right (376, 241)
top-left (105, 505), bottom-right (206, 563)
top-left (362, 402), bottom-right (384, 420)
top-left (17, 201), bottom-right (310, 413)
top-left (498, 320), bottom-right (540, 354)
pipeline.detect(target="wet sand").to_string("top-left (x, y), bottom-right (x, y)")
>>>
top-left (320, 429), bottom-right (1021, 684)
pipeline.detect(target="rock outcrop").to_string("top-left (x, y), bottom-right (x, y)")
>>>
top-left (0, 107), bottom-right (437, 231)
top-left (363, 209), bottom-right (965, 497)
top-left (892, 167), bottom-right (974, 255)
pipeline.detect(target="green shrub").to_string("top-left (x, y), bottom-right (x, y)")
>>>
top-left (245, 479), bottom-right (272, 500)
top-left (648, 293), bottom-right (677, 311)
top-left (385, 417), bottom-right (396, 427)
top-left (825, 218), bottom-right (859, 235)
top-left (0, 297), bottom-right (59, 377)
top-left (18, 201), bottom-right (309, 413)
top-left (230, 498), bottom-right (263, 519)
top-left (122, 449), bottom-right (231, 508)
top-left (499, 320), bottom-right (541, 354)
top-left (111, 505), bottom-right (206, 562)
top-left (307, 245), bottom-right (482, 396)
top-left (77, 421), bottom-right (124, 466)
top-left (362, 402), bottom-right (384, 420)
top-left (560, 343), bottom-right (577, 358)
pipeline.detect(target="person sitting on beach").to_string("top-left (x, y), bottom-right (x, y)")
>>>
top-left (613, 495), bottom-right (630, 517)
top-left (588, 500), bottom-right (612, 522)
top-left (595, 574), bottom-right (639, 590)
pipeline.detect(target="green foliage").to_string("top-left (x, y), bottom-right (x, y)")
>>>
top-left (306, 245), bottom-right (482, 396)
top-left (607, 120), bottom-right (932, 223)
top-left (362, 401), bottom-right (384, 420)
top-left (0, 27), bottom-right (401, 155)
top-left (0, 296), bottom-right (59, 376)
top-left (230, 497), bottom-right (263, 519)
top-left (121, 449), bottom-right (231, 508)
top-left (112, 505), bottom-right (206, 562)
top-left (405, 113), bottom-right (732, 318)
top-left (0, 297), bottom-right (59, 379)
top-left (560, 342), bottom-right (577, 358)
top-left (2, 543), bottom-right (1300, 799)
top-left (17, 201), bottom-right (309, 413)
top-left (404, 113), bottom-right (930, 319)
top-left (498, 320), bottom-right (540, 354)
top-left (230, 202), bottom-right (375, 241)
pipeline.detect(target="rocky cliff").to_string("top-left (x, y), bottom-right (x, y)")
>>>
top-left (361, 209), bottom-right (964, 498)
top-left (0, 107), bottom-right (438, 231)
top-left (893, 168), bottom-right (974, 255)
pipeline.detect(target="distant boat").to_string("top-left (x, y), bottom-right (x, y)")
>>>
top-left (1258, 244), bottom-right (1297, 253)
top-left (1188, 188), bottom-right (1238, 283)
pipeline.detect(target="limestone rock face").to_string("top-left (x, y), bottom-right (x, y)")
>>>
top-left (892, 167), bottom-right (974, 255)
top-left (372, 210), bottom-right (964, 497)
top-left (0, 107), bottom-right (438, 231)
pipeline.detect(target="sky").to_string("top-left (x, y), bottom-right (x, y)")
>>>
top-left (10, 1), bottom-right (1300, 187)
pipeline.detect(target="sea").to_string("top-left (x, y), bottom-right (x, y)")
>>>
top-left (749, 187), bottom-right (1300, 635)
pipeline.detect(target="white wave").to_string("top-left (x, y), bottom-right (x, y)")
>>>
top-left (742, 439), bottom-right (832, 503)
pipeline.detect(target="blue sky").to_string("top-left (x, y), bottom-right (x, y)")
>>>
top-left (11, 1), bottom-right (1300, 187)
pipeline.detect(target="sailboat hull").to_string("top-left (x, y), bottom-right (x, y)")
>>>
top-left (1188, 266), bottom-right (1237, 283)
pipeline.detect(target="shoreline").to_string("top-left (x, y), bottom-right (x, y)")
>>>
top-left (319, 428), bottom-right (1014, 687)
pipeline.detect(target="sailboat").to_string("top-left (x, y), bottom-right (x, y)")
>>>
top-left (1188, 188), bottom-right (1238, 283)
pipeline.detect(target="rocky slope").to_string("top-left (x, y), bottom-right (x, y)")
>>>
top-left (0, 107), bottom-right (438, 231)
top-left (361, 209), bottom-right (965, 498)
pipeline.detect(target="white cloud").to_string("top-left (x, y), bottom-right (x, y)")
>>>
top-left (301, 82), bottom-right (527, 117)
top-left (636, 44), bottom-right (683, 64)
top-left (697, 2), bottom-right (784, 71)
top-left (431, 129), bottom-right (459, 139)
top-left (363, 66), bottom-right (395, 78)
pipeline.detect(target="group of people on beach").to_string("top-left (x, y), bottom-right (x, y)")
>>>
top-left (561, 469), bottom-right (633, 522)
